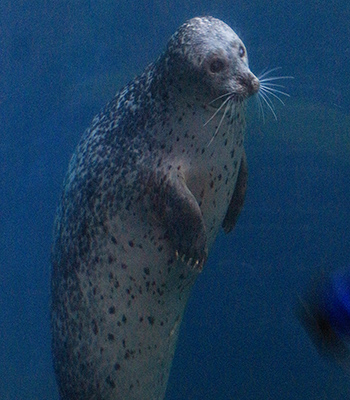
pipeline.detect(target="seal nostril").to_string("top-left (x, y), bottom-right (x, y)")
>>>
top-left (252, 78), bottom-right (260, 93)
top-left (237, 74), bottom-right (260, 95)
top-left (239, 74), bottom-right (260, 95)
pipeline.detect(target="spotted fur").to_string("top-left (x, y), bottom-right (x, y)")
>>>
top-left (51, 16), bottom-right (259, 400)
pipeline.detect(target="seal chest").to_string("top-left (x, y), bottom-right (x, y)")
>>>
top-left (51, 16), bottom-right (259, 400)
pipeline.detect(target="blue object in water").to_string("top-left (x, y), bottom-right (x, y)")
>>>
top-left (324, 271), bottom-right (350, 337)
top-left (297, 269), bottom-right (350, 365)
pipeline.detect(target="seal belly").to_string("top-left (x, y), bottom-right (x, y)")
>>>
top-left (52, 203), bottom-right (199, 399)
top-left (185, 126), bottom-right (246, 247)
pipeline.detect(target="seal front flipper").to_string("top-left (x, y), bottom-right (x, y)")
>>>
top-left (222, 150), bottom-right (248, 234)
top-left (146, 169), bottom-right (208, 270)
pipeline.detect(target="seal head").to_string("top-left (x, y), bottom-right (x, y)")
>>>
top-left (162, 16), bottom-right (259, 102)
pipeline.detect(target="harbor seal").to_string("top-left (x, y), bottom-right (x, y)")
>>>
top-left (51, 16), bottom-right (259, 400)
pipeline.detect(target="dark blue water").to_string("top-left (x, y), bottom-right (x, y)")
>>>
top-left (1, 0), bottom-right (350, 398)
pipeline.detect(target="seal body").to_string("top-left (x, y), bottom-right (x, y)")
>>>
top-left (51, 16), bottom-right (259, 400)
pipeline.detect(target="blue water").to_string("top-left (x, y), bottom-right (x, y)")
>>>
top-left (1, 0), bottom-right (350, 398)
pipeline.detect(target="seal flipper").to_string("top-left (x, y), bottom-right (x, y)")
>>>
top-left (146, 169), bottom-right (208, 269)
top-left (222, 150), bottom-right (248, 234)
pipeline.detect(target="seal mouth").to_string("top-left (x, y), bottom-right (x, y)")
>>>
top-left (206, 73), bottom-right (260, 110)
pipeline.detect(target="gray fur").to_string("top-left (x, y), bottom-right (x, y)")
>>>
top-left (51, 16), bottom-right (259, 400)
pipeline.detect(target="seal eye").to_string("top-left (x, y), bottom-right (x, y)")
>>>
top-left (239, 45), bottom-right (246, 58)
top-left (209, 58), bottom-right (225, 73)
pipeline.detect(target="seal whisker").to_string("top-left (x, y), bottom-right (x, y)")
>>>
top-left (256, 68), bottom-right (292, 121)
top-left (206, 99), bottom-right (232, 147)
top-left (259, 82), bottom-right (287, 89)
top-left (260, 85), bottom-right (289, 106)
top-left (207, 92), bottom-right (233, 106)
top-left (256, 93), bottom-right (266, 123)
top-left (258, 67), bottom-right (293, 82)
top-left (259, 89), bottom-right (278, 120)
top-left (204, 95), bottom-right (232, 127)
top-left (260, 86), bottom-right (290, 97)
top-left (229, 100), bottom-right (238, 147)
top-left (259, 76), bottom-right (294, 83)
top-left (258, 66), bottom-right (283, 80)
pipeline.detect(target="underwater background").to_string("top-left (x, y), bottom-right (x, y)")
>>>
top-left (1, 0), bottom-right (350, 398)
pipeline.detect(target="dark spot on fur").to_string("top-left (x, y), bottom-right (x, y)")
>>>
top-left (109, 306), bottom-right (116, 314)
top-left (114, 363), bottom-right (121, 371)
top-left (106, 376), bottom-right (115, 388)
top-left (92, 319), bottom-right (98, 335)
top-left (148, 316), bottom-right (155, 325)
top-left (108, 333), bottom-right (115, 341)
top-left (108, 255), bottom-right (114, 264)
